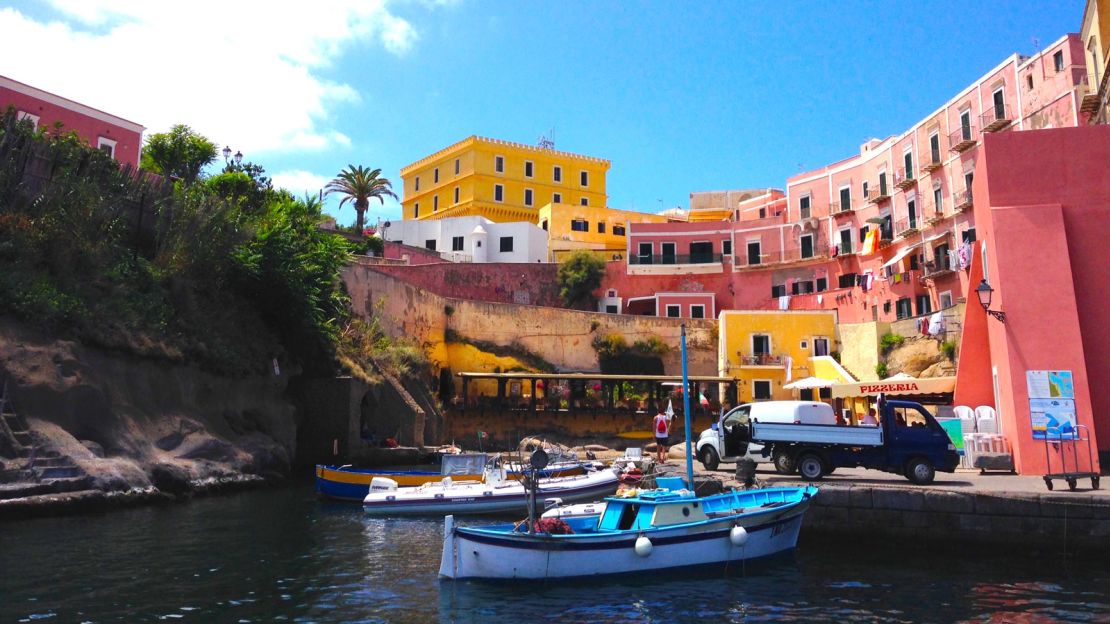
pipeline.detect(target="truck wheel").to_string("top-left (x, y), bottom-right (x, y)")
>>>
top-left (797, 454), bottom-right (826, 481)
top-left (905, 457), bottom-right (936, 485)
top-left (699, 446), bottom-right (720, 471)
top-left (773, 449), bottom-right (796, 474)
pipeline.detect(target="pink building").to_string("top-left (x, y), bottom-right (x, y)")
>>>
top-left (1, 75), bottom-right (144, 168)
top-left (608, 34), bottom-right (1089, 326)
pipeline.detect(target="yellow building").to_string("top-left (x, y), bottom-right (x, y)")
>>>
top-left (399, 136), bottom-right (611, 224)
top-left (718, 310), bottom-right (850, 403)
top-left (1081, 0), bottom-right (1110, 123)
top-left (538, 202), bottom-right (669, 261)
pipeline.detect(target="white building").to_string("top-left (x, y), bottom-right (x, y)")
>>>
top-left (379, 216), bottom-right (548, 263)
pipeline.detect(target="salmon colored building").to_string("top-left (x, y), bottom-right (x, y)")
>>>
top-left (0, 75), bottom-right (144, 168)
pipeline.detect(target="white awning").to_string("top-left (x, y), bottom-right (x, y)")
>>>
top-left (923, 231), bottom-right (950, 244)
top-left (783, 376), bottom-right (835, 390)
top-left (879, 244), bottom-right (920, 270)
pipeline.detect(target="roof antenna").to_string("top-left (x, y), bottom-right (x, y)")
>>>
top-left (537, 127), bottom-right (555, 150)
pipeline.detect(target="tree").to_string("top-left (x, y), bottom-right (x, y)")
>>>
top-left (557, 250), bottom-right (607, 306)
top-left (140, 124), bottom-right (217, 185)
top-left (324, 165), bottom-right (397, 236)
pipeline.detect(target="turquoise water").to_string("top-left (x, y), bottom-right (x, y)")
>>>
top-left (1, 481), bottom-right (1107, 623)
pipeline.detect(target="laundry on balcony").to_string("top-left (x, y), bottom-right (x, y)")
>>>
top-left (879, 243), bottom-right (920, 271)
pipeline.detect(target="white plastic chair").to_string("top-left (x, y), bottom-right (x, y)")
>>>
top-left (974, 405), bottom-right (998, 434)
top-left (953, 405), bottom-right (975, 420)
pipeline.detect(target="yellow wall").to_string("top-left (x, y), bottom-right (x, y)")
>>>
top-left (400, 136), bottom-right (610, 223)
top-left (718, 310), bottom-right (840, 403)
top-left (539, 202), bottom-right (669, 260)
top-left (839, 321), bottom-right (889, 382)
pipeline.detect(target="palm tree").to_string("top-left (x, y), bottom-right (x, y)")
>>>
top-left (324, 165), bottom-right (398, 236)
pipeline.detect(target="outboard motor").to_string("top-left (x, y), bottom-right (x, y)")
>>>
top-left (369, 477), bottom-right (398, 492)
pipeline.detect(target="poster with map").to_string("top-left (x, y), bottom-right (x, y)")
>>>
top-left (1026, 370), bottom-right (1077, 440)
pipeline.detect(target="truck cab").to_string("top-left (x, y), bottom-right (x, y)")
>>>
top-left (696, 401), bottom-right (835, 471)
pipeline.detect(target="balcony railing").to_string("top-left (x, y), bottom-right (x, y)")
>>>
top-left (630, 253), bottom-right (724, 265)
top-left (980, 103), bottom-right (1013, 133)
top-left (923, 255), bottom-right (955, 280)
top-left (867, 184), bottom-right (891, 203)
top-left (894, 217), bottom-right (919, 238)
top-left (782, 246), bottom-right (828, 263)
top-left (949, 124), bottom-right (977, 153)
top-left (740, 353), bottom-right (785, 367)
top-left (924, 202), bottom-right (946, 225)
top-left (921, 150), bottom-right (944, 173)
top-left (1080, 71), bottom-right (1103, 115)
top-left (894, 166), bottom-right (916, 190)
top-left (831, 201), bottom-right (854, 215)
top-left (952, 189), bottom-right (973, 212)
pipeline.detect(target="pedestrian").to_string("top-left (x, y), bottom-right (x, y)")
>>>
top-left (653, 409), bottom-right (671, 462)
top-left (862, 408), bottom-right (879, 426)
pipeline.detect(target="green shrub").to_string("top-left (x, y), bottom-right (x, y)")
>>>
top-left (875, 362), bottom-right (889, 378)
top-left (591, 333), bottom-right (629, 359)
top-left (941, 340), bottom-right (958, 360)
top-left (557, 250), bottom-right (606, 306)
top-left (880, 332), bottom-right (904, 353)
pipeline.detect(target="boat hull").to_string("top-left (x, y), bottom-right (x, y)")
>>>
top-left (315, 462), bottom-right (587, 502)
top-left (439, 489), bottom-right (814, 579)
top-left (363, 470), bottom-right (620, 516)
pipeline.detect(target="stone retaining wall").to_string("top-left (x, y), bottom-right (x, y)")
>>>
top-left (803, 483), bottom-right (1110, 555)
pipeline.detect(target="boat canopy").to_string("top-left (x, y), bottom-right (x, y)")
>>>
top-left (442, 453), bottom-right (489, 475)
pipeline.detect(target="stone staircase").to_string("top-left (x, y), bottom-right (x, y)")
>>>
top-left (0, 381), bottom-right (90, 500)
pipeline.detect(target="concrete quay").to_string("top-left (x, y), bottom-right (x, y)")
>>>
top-left (686, 463), bottom-right (1109, 557)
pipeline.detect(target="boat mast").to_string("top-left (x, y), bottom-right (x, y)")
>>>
top-left (681, 324), bottom-right (694, 490)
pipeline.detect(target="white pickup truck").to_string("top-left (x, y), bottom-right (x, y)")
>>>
top-left (696, 401), bottom-right (837, 472)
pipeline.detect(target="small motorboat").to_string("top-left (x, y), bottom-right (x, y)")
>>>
top-left (439, 484), bottom-right (818, 579)
top-left (362, 456), bottom-right (620, 516)
top-left (315, 453), bottom-right (588, 501)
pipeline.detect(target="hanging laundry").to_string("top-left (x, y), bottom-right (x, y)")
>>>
top-left (919, 317), bottom-right (930, 336)
top-left (864, 271), bottom-right (875, 291)
top-left (861, 229), bottom-right (878, 256)
top-left (929, 311), bottom-right (946, 336)
top-left (817, 294), bottom-right (824, 305)
top-left (893, 273), bottom-right (902, 284)
top-left (783, 355), bottom-right (793, 383)
top-left (957, 243), bottom-right (972, 270)
top-left (831, 244), bottom-right (839, 257)
top-left (778, 295), bottom-right (791, 310)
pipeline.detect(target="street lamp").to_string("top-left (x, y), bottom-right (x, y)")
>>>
top-left (222, 145), bottom-right (232, 163)
top-left (234, 150), bottom-right (243, 165)
top-left (976, 279), bottom-right (1006, 322)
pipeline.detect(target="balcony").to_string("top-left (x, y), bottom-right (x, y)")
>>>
top-left (952, 189), bottom-right (973, 213)
top-left (894, 217), bottom-right (919, 239)
top-left (740, 353), bottom-right (785, 367)
top-left (924, 203), bottom-right (946, 225)
top-left (831, 201), bottom-right (855, 216)
top-left (921, 151), bottom-right (944, 173)
top-left (923, 256), bottom-right (956, 280)
top-left (782, 246), bottom-right (828, 263)
top-left (630, 253), bottom-right (724, 265)
top-left (949, 124), bottom-right (977, 153)
top-left (867, 184), bottom-right (891, 204)
top-left (894, 166), bottom-right (916, 191)
top-left (1080, 71), bottom-right (1104, 116)
top-left (980, 104), bottom-right (1013, 133)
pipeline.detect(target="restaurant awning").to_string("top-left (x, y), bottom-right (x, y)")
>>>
top-left (830, 376), bottom-right (956, 399)
top-left (783, 376), bottom-right (834, 390)
top-left (879, 244), bottom-right (920, 270)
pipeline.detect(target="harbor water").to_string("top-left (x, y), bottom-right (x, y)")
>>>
top-left (1, 480), bottom-right (1107, 623)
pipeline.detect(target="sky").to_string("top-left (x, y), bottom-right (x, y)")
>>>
top-left (0, 1), bottom-right (1084, 226)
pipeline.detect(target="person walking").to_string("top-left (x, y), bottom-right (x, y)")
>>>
top-left (653, 409), bottom-right (671, 462)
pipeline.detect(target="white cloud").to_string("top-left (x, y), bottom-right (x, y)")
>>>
top-left (271, 169), bottom-right (332, 198)
top-left (0, 1), bottom-right (422, 156)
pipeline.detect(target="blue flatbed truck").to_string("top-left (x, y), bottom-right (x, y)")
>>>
top-left (747, 398), bottom-right (960, 484)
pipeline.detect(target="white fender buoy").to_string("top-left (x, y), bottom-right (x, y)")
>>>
top-left (730, 525), bottom-right (749, 546)
top-left (634, 535), bottom-right (653, 557)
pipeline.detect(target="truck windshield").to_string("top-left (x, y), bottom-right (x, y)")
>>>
top-left (723, 405), bottom-right (750, 428)
top-left (892, 405), bottom-right (939, 430)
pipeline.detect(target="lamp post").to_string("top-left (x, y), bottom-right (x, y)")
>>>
top-left (976, 279), bottom-right (1006, 322)
top-left (222, 146), bottom-right (244, 167)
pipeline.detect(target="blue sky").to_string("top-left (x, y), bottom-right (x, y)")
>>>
top-left (0, 1), bottom-right (1084, 225)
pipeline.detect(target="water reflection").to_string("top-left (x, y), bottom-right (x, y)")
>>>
top-left (0, 482), bottom-right (1106, 624)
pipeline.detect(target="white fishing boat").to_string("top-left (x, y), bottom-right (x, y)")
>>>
top-left (362, 456), bottom-right (620, 516)
top-left (439, 484), bottom-right (817, 579)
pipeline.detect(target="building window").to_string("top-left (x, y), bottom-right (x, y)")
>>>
top-left (1026, 74), bottom-right (1034, 90)
top-left (896, 298), bottom-right (913, 319)
top-left (929, 133), bottom-right (941, 164)
top-left (553, 166), bottom-right (562, 182)
top-left (425, 239), bottom-right (437, 251)
top-left (962, 228), bottom-right (976, 243)
top-left (606, 304), bottom-right (619, 314)
top-left (859, 227), bottom-right (867, 243)
top-left (722, 239), bottom-right (732, 256)
top-left (746, 241), bottom-right (762, 265)
top-left (939, 291), bottom-right (954, 309)
top-left (414, 203), bottom-right (420, 218)
top-left (524, 161), bottom-right (534, 178)
top-left (862, 181), bottom-right (869, 200)
top-left (597, 221), bottom-right (606, 234)
top-left (933, 186), bottom-right (943, 214)
top-left (434, 168), bottom-right (439, 183)
top-left (97, 137), bottom-right (117, 158)
top-left (839, 228), bottom-right (852, 254)
top-left (814, 337), bottom-right (830, 356)
top-left (638, 242), bottom-right (653, 264)
top-left (454, 187), bottom-right (460, 204)
top-left (907, 198), bottom-right (917, 229)
top-left (495, 155), bottom-right (504, 173)
top-left (494, 184), bottom-right (504, 202)
top-left (838, 273), bottom-right (857, 288)
top-left (752, 334), bottom-right (770, 355)
top-left (771, 284), bottom-right (786, 297)
top-left (752, 380), bottom-right (772, 401)
top-left (454, 158), bottom-right (460, 175)
top-left (791, 280), bottom-right (814, 295)
top-left (499, 236), bottom-right (514, 253)
top-left (580, 197), bottom-right (589, 206)
top-left (816, 277), bottom-right (828, 292)
top-left (415, 176), bottom-right (420, 192)
top-left (690, 305), bottom-right (705, 319)
top-left (571, 219), bottom-right (589, 232)
top-left (839, 186), bottom-right (851, 212)
top-left (541, 220), bottom-right (548, 231)
top-left (799, 195), bottom-right (811, 219)
top-left (452, 236), bottom-right (464, 251)
top-left (800, 234), bottom-right (814, 259)
top-left (524, 188), bottom-right (534, 206)
top-left (665, 304), bottom-right (681, 318)
top-left (580, 171), bottom-right (589, 187)
top-left (661, 242), bottom-right (676, 263)
top-left (553, 192), bottom-right (562, 204)
top-left (433, 196), bottom-right (439, 211)
top-left (1054, 50), bottom-right (1064, 72)
top-left (16, 111), bottom-right (39, 128)
top-left (613, 225), bottom-right (626, 236)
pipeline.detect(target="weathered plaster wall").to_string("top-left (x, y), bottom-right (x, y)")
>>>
top-left (359, 261), bottom-right (564, 307)
top-left (839, 321), bottom-right (888, 382)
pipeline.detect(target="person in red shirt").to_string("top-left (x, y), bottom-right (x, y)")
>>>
top-left (653, 410), bottom-right (671, 462)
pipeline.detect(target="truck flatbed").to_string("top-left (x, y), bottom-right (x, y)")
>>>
top-left (752, 422), bottom-right (884, 446)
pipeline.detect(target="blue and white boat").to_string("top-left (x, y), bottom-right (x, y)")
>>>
top-left (438, 484), bottom-right (817, 579)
